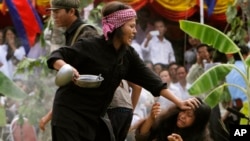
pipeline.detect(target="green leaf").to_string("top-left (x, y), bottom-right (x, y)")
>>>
top-left (79, 0), bottom-right (93, 8)
top-left (179, 20), bottom-right (240, 54)
top-left (245, 56), bottom-right (250, 67)
top-left (0, 105), bottom-right (6, 126)
top-left (204, 85), bottom-right (229, 108)
top-left (226, 4), bottom-right (237, 23)
top-left (220, 87), bottom-right (232, 103)
top-left (239, 102), bottom-right (249, 124)
top-left (0, 72), bottom-right (27, 100)
top-left (188, 64), bottom-right (235, 95)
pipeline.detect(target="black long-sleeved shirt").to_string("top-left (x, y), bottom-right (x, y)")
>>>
top-left (64, 18), bottom-right (96, 46)
top-left (47, 35), bottom-right (167, 140)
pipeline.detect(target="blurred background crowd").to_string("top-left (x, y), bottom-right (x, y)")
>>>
top-left (0, 0), bottom-right (250, 141)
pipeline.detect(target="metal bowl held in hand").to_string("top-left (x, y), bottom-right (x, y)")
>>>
top-left (75, 74), bottom-right (104, 88)
top-left (55, 64), bottom-right (74, 87)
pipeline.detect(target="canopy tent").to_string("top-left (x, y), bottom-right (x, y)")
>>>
top-left (93, 0), bottom-right (234, 23)
top-left (0, 0), bottom-right (234, 29)
top-left (0, 0), bottom-right (234, 56)
top-left (92, 0), bottom-right (236, 43)
top-left (0, 0), bottom-right (235, 22)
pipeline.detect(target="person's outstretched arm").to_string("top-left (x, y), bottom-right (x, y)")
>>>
top-left (128, 81), bottom-right (142, 110)
top-left (160, 89), bottom-right (200, 110)
top-left (139, 102), bottom-right (161, 135)
top-left (39, 109), bottom-right (52, 131)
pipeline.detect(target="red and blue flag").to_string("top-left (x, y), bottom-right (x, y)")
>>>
top-left (5, 0), bottom-right (43, 53)
top-left (204, 0), bottom-right (216, 16)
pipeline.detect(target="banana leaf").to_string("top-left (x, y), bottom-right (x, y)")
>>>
top-left (204, 85), bottom-right (231, 108)
top-left (0, 72), bottom-right (27, 100)
top-left (179, 20), bottom-right (239, 54)
top-left (245, 55), bottom-right (250, 67)
top-left (240, 102), bottom-right (249, 124)
top-left (188, 64), bottom-right (235, 95)
top-left (0, 105), bottom-right (6, 126)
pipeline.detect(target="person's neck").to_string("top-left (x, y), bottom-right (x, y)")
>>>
top-left (179, 80), bottom-right (187, 88)
top-left (113, 37), bottom-right (122, 51)
top-left (66, 16), bottom-right (78, 29)
top-left (157, 36), bottom-right (164, 41)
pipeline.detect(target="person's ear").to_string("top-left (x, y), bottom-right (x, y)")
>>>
top-left (69, 8), bottom-right (75, 16)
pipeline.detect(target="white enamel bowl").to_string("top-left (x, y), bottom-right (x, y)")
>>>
top-left (75, 74), bottom-right (104, 88)
top-left (55, 64), bottom-right (74, 87)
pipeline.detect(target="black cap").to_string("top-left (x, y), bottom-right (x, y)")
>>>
top-left (47, 0), bottom-right (80, 10)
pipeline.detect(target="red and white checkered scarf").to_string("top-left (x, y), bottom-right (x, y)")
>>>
top-left (102, 8), bottom-right (136, 40)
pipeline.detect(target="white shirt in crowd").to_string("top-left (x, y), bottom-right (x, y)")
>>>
top-left (0, 44), bottom-right (25, 79)
top-left (172, 82), bottom-right (192, 100)
top-left (157, 83), bottom-right (182, 112)
top-left (141, 36), bottom-right (175, 65)
top-left (131, 40), bottom-right (143, 60)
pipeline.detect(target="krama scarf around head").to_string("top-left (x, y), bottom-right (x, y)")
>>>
top-left (102, 8), bottom-right (136, 40)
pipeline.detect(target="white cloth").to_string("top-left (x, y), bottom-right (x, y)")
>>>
top-left (27, 41), bottom-right (47, 59)
top-left (157, 83), bottom-right (182, 112)
top-left (0, 44), bottom-right (25, 79)
top-left (131, 40), bottom-right (143, 60)
top-left (131, 88), bottom-right (154, 127)
top-left (141, 36), bottom-right (175, 65)
top-left (108, 80), bottom-right (133, 109)
top-left (172, 82), bottom-right (192, 100)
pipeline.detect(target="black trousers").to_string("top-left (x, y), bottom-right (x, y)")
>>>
top-left (107, 107), bottom-right (133, 141)
top-left (52, 118), bottom-right (114, 141)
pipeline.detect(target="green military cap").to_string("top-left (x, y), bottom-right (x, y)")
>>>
top-left (47, 0), bottom-right (80, 10)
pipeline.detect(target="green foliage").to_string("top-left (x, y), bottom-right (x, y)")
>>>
top-left (226, 0), bottom-right (250, 45)
top-left (204, 85), bottom-right (229, 108)
top-left (245, 55), bottom-right (250, 66)
top-left (87, 2), bottom-right (104, 26)
top-left (188, 64), bottom-right (234, 95)
top-left (179, 20), bottom-right (239, 54)
top-left (17, 76), bottom-right (55, 125)
top-left (79, 0), bottom-right (94, 9)
top-left (0, 72), bottom-right (27, 100)
top-left (179, 20), bottom-right (250, 121)
top-left (0, 106), bottom-right (6, 126)
top-left (15, 56), bottom-right (51, 76)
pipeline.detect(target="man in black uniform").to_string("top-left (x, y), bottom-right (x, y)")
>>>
top-left (48, 0), bottom-right (97, 46)
top-left (47, 1), bottom-right (200, 141)
top-left (39, 0), bottom-right (98, 131)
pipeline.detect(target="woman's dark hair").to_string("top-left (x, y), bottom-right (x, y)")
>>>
top-left (212, 50), bottom-right (228, 63)
top-left (189, 97), bottom-right (211, 132)
top-left (196, 43), bottom-right (214, 53)
top-left (233, 45), bottom-right (249, 61)
top-left (102, 1), bottom-right (131, 42)
top-left (151, 97), bottom-right (211, 141)
top-left (3, 26), bottom-right (21, 60)
top-left (0, 29), bottom-right (4, 44)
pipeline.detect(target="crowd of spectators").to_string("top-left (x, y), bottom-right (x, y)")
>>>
top-left (0, 3), bottom-right (250, 141)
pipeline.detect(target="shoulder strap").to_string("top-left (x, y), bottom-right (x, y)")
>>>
top-left (70, 24), bottom-right (94, 46)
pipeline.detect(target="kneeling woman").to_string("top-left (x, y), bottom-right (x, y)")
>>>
top-left (136, 97), bottom-right (212, 141)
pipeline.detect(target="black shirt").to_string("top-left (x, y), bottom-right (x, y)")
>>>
top-left (47, 36), bottom-right (167, 140)
top-left (64, 18), bottom-right (96, 46)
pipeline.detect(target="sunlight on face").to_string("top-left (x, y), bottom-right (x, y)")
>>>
top-left (121, 18), bottom-right (137, 46)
